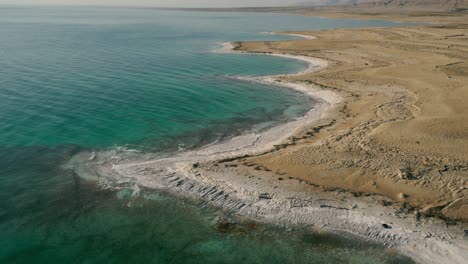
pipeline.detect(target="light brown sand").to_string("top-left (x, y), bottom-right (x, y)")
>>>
top-left (233, 16), bottom-right (468, 222)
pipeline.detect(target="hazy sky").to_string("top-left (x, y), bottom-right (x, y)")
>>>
top-left (0, 0), bottom-right (303, 7)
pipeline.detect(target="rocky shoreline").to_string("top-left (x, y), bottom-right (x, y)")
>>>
top-left (69, 31), bottom-right (468, 263)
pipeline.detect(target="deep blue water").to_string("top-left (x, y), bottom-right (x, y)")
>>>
top-left (0, 6), bottom-right (415, 263)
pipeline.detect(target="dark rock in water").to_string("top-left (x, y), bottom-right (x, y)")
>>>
top-left (216, 219), bottom-right (259, 234)
top-left (464, 230), bottom-right (468, 237)
top-left (216, 221), bottom-right (238, 233)
top-left (192, 162), bottom-right (199, 169)
top-left (382, 223), bottom-right (392, 229)
top-left (259, 193), bottom-right (272, 200)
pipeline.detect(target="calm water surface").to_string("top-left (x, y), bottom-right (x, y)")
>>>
top-left (0, 6), bottom-right (415, 263)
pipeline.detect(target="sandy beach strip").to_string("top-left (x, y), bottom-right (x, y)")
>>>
top-left (259, 31), bottom-right (318, 40)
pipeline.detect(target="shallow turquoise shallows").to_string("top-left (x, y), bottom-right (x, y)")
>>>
top-left (0, 6), bottom-right (415, 264)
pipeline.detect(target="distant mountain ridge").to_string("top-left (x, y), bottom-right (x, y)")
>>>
top-left (361, 0), bottom-right (467, 8)
top-left (296, 0), bottom-right (377, 6)
top-left (297, 0), bottom-right (468, 9)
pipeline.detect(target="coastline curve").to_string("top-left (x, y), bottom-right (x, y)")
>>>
top-left (68, 34), bottom-right (468, 264)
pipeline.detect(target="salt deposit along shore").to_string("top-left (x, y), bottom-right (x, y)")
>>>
top-left (70, 28), bottom-right (468, 264)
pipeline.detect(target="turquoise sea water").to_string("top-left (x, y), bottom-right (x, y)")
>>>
top-left (0, 6), bottom-right (415, 263)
